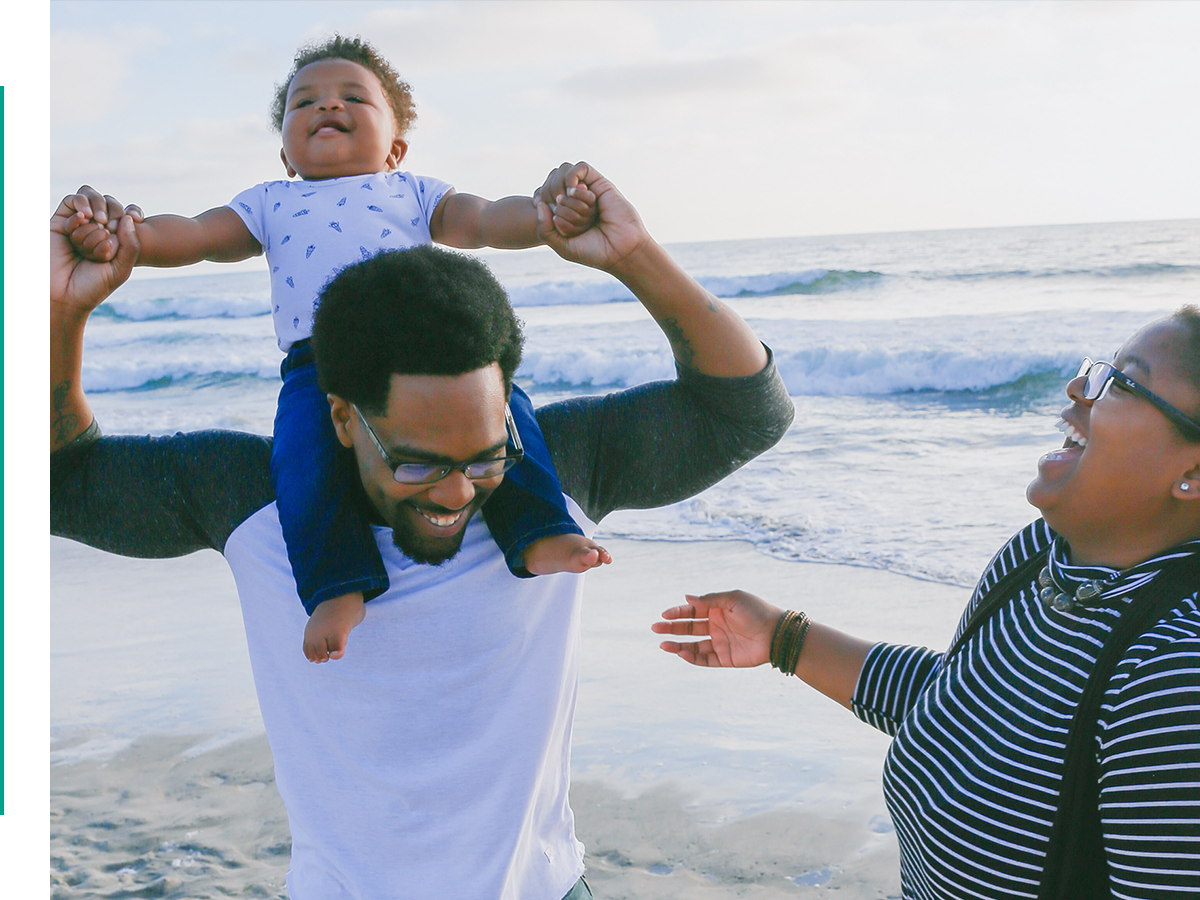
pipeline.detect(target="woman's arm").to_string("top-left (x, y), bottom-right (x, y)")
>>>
top-left (652, 591), bottom-right (874, 710)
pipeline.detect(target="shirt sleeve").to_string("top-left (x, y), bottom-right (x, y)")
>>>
top-left (50, 423), bottom-right (275, 557)
top-left (535, 345), bottom-right (795, 523)
top-left (1096, 617), bottom-right (1200, 896)
top-left (413, 174), bottom-right (454, 230)
top-left (227, 182), bottom-right (268, 247)
top-left (851, 642), bottom-right (944, 737)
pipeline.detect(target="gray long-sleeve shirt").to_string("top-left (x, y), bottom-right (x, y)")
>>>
top-left (52, 352), bottom-right (794, 559)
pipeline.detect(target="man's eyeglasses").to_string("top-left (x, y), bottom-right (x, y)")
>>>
top-left (1076, 358), bottom-right (1200, 440)
top-left (353, 403), bottom-right (524, 484)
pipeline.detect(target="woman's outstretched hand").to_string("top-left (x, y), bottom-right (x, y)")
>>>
top-left (652, 590), bottom-right (782, 668)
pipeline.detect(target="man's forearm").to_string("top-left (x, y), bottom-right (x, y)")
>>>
top-left (606, 241), bottom-right (768, 378)
top-left (50, 301), bottom-right (94, 451)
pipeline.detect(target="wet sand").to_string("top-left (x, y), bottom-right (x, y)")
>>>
top-left (51, 537), bottom-right (968, 897)
top-left (50, 732), bottom-right (900, 899)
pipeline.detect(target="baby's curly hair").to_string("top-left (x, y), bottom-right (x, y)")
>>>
top-left (270, 35), bottom-right (416, 137)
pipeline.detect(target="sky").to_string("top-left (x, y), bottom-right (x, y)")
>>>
top-left (6, 0), bottom-right (1200, 888)
top-left (46, 0), bottom-right (1200, 249)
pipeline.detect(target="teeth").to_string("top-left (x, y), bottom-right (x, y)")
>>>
top-left (419, 510), bottom-right (463, 528)
top-left (1055, 417), bottom-right (1067, 433)
top-left (1062, 423), bottom-right (1087, 447)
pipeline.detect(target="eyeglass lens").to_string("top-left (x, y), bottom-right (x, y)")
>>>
top-left (391, 457), bottom-right (517, 485)
top-left (1077, 358), bottom-right (1114, 402)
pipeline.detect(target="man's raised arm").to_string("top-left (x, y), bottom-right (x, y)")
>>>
top-left (50, 196), bottom-right (274, 558)
top-left (533, 164), bottom-right (793, 523)
top-left (50, 193), bottom-right (141, 450)
top-left (535, 164), bottom-right (768, 378)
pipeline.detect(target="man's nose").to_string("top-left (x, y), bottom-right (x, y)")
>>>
top-left (427, 470), bottom-right (474, 511)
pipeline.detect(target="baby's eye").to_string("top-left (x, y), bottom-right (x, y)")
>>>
top-left (292, 98), bottom-right (313, 109)
top-left (345, 95), bottom-right (364, 103)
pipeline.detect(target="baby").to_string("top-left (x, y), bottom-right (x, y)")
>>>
top-left (66, 35), bottom-right (610, 663)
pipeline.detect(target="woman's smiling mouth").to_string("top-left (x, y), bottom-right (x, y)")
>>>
top-left (1055, 416), bottom-right (1088, 448)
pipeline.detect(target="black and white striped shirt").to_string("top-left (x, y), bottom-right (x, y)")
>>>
top-left (852, 520), bottom-right (1200, 898)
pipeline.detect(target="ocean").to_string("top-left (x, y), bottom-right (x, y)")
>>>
top-left (52, 217), bottom-right (1200, 897)
top-left (79, 217), bottom-right (1200, 585)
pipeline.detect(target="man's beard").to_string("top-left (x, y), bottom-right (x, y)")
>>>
top-left (389, 511), bottom-right (471, 565)
top-left (386, 491), bottom-right (492, 565)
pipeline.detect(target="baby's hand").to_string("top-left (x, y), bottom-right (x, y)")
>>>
top-left (551, 185), bottom-right (598, 239)
top-left (63, 186), bottom-right (143, 263)
top-left (534, 161), bottom-right (599, 239)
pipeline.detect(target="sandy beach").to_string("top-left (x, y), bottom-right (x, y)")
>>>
top-left (51, 536), bottom-right (968, 898)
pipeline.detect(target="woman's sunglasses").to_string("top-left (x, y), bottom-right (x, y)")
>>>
top-left (1077, 358), bottom-right (1200, 441)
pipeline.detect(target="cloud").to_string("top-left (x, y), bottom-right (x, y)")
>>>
top-left (51, 25), bottom-right (165, 123)
top-left (358, 0), bottom-right (660, 72)
top-left (51, 114), bottom-right (280, 216)
top-left (559, 55), bottom-right (771, 99)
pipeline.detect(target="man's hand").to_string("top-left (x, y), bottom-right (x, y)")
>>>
top-left (534, 162), bottom-right (650, 273)
top-left (652, 591), bottom-right (781, 668)
top-left (51, 191), bottom-right (142, 316)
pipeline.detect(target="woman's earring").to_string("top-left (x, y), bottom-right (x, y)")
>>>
top-left (1182, 482), bottom-right (1192, 492)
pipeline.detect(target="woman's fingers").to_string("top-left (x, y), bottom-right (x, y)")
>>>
top-left (659, 638), bottom-right (717, 666)
top-left (651, 618), bottom-right (711, 636)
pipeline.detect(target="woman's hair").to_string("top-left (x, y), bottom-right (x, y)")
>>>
top-left (270, 35), bottom-right (416, 137)
top-left (1171, 304), bottom-right (1200, 422)
top-left (310, 245), bottom-right (524, 416)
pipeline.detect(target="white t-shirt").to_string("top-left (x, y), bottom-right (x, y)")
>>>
top-left (224, 498), bottom-right (594, 900)
top-left (229, 171), bottom-right (452, 351)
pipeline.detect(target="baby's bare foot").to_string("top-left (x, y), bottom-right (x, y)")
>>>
top-left (304, 592), bottom-right (366, 663)
top-left (523, 533), bottom-right (612, 576)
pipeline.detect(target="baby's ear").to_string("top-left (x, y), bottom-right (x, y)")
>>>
top-left (388, 137), bottom-right (409, 169)
top-left (280, 147), bottom-right (298, 179)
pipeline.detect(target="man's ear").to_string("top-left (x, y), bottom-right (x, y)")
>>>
top-left (388, 137), bottom-right (408, 170)
top-left (281, 147), bottom-right (298, 179)
top-left (328, 395), bottom-right (355, 448)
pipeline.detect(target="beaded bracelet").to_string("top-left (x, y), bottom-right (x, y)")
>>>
top-left (770, 610), bottom-right (811, 676)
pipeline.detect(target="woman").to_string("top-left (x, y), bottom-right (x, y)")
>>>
top-left (653, 309), bottom-right (1200, 899)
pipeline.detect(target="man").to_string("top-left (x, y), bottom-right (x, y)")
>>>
top-left (51, 165), bottom-right (794, 900)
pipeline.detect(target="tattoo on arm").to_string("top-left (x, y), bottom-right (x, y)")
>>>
top-left (659, 317), bottom-right (695, 368)
top-left (52, 380), bottom-right (80, 445)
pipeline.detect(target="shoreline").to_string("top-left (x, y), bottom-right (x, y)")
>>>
top-left (52, 535), bottom-right (967, 896)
